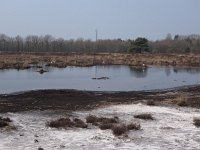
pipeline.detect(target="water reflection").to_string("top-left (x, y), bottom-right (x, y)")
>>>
top-left (129, 66), bottom-right (148, 78)
top-left (0, 65), bottom-right (200, 93)
top-left (128, 66), bottom-right (200, 78)
top-left (173, 67), bottom-right (200, 74)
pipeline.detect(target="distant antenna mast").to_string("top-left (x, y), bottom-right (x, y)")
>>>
top-left (95, 29), bottom-right (98, 78)
top-left (95, 29), bottom-right (98, 42)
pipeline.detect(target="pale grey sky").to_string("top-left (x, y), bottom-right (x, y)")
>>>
top-left (0, 0), bottom-right (200, 40)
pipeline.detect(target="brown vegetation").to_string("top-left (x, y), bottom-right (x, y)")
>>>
top-left (134, 113), bottom-right (154, 120)
top-left (86, 115), bottom-right (118, 124)
top-left (127, 123), bottom-right (141, 130)
top-left (0, 117), bottom-right (12, 128)
top-left (47, 117), bottom-right (87, 129)
top-left (99, 123), bottom-right (114, 130)
top-left (47, 117), bottom-right (74, 128)
top-left (146, 100), bottom-right (156, 106)
top-left (1, 53), bottom-right (200, 70)
top-left (0, 121), bottom-right (9, 128)
top-left (85, 115), bottom-right (140, 136)
top-left (0, 117), bottom-right (12, 122)
top-left (86, 115), bottom-right (98, 123)
top-left (193, 118), bottom-right (200, 127)
top-left (176, 95), bottom-right (188, 107)
top-left (73, 118), bottom-right (88, 128)
top-left (111, 124), bottom-right (127, 136)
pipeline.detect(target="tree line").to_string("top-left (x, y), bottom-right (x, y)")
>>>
top-left (0, 33), bottom-right (200, 53)
top-left (0, 34), bottom-right (128, 53)
top-left (149, 34), bottom-right (200, 53)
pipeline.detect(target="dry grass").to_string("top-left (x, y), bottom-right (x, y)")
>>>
top-left (134, 113), bottom-right (154, 120)
top-left (1, 53), bottom-right (200, 70)
top-left (193, 118), bottom-right (200, 127)
top-left (176, 95), bottom-right (188, 107)
top-left (146, 100), bottom-right (156, 106)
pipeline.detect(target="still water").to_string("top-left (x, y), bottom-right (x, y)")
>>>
top-left (0, 65), bottom-right (200, 93)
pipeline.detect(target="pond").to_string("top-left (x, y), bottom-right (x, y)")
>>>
top-left (0, 65), bottom-right (200, 94)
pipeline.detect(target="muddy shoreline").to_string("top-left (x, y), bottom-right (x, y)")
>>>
top-left (0, 85), bottom-right (200, 113)
top-left (1, 52), bottom-right (200, 113)
top-left (1, 53), bottom-right (200, 69)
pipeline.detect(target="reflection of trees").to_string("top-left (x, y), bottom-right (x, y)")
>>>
top-left (96, 65), bottom-right (121, 70)
top-left (173, 67), bottom-right (200, 74)
top-left (165, 68), bottom-right (171, 76)
top-left (129, 66), bottom-right (148, 78)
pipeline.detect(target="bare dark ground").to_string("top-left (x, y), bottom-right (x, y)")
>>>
top-left (0, 85), bottom-right (200, 113)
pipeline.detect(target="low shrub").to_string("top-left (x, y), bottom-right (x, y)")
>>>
top-left (0, 117), bottom-right (12, 128)
top-left (86, 115), bottom-right (98, 123)
top-left (73, 118), bottom-right (87, 128)
top-left (47, 117), bottom-right (88, 129)
top-left (134, 113), bottom-right (153, 120)
top-left (47, 117), bottom-right (74, 128)
top-left (193, 118), bottom-right (200, 127)
top-left (127, 123), bottom-right (141, 130)
top-left (92, 122), bottom-right (100, 126)
top-left (99, 123), bottom-right (114, 130)
top-left (97, 117), bottom-right (118, 124)
top-left (0, 120), bottom-right (9, 128)
top-left (0, 117), bottom-right (12, 122)
top-left (112, 124), bottom-right (127, 136)
top-left (86, 115), bottom-right (118, 124)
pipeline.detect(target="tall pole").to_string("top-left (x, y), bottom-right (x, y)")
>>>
top-left (95, 29), bottom-right (98, 78)
top-left (95, 29), bottom-right (98, 42)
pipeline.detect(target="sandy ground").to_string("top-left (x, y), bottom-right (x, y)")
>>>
top-left (0, 103), bottom-right (200, 150)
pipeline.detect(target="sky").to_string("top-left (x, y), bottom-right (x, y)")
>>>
top-left (0, 0), bottom-right (200, 41)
